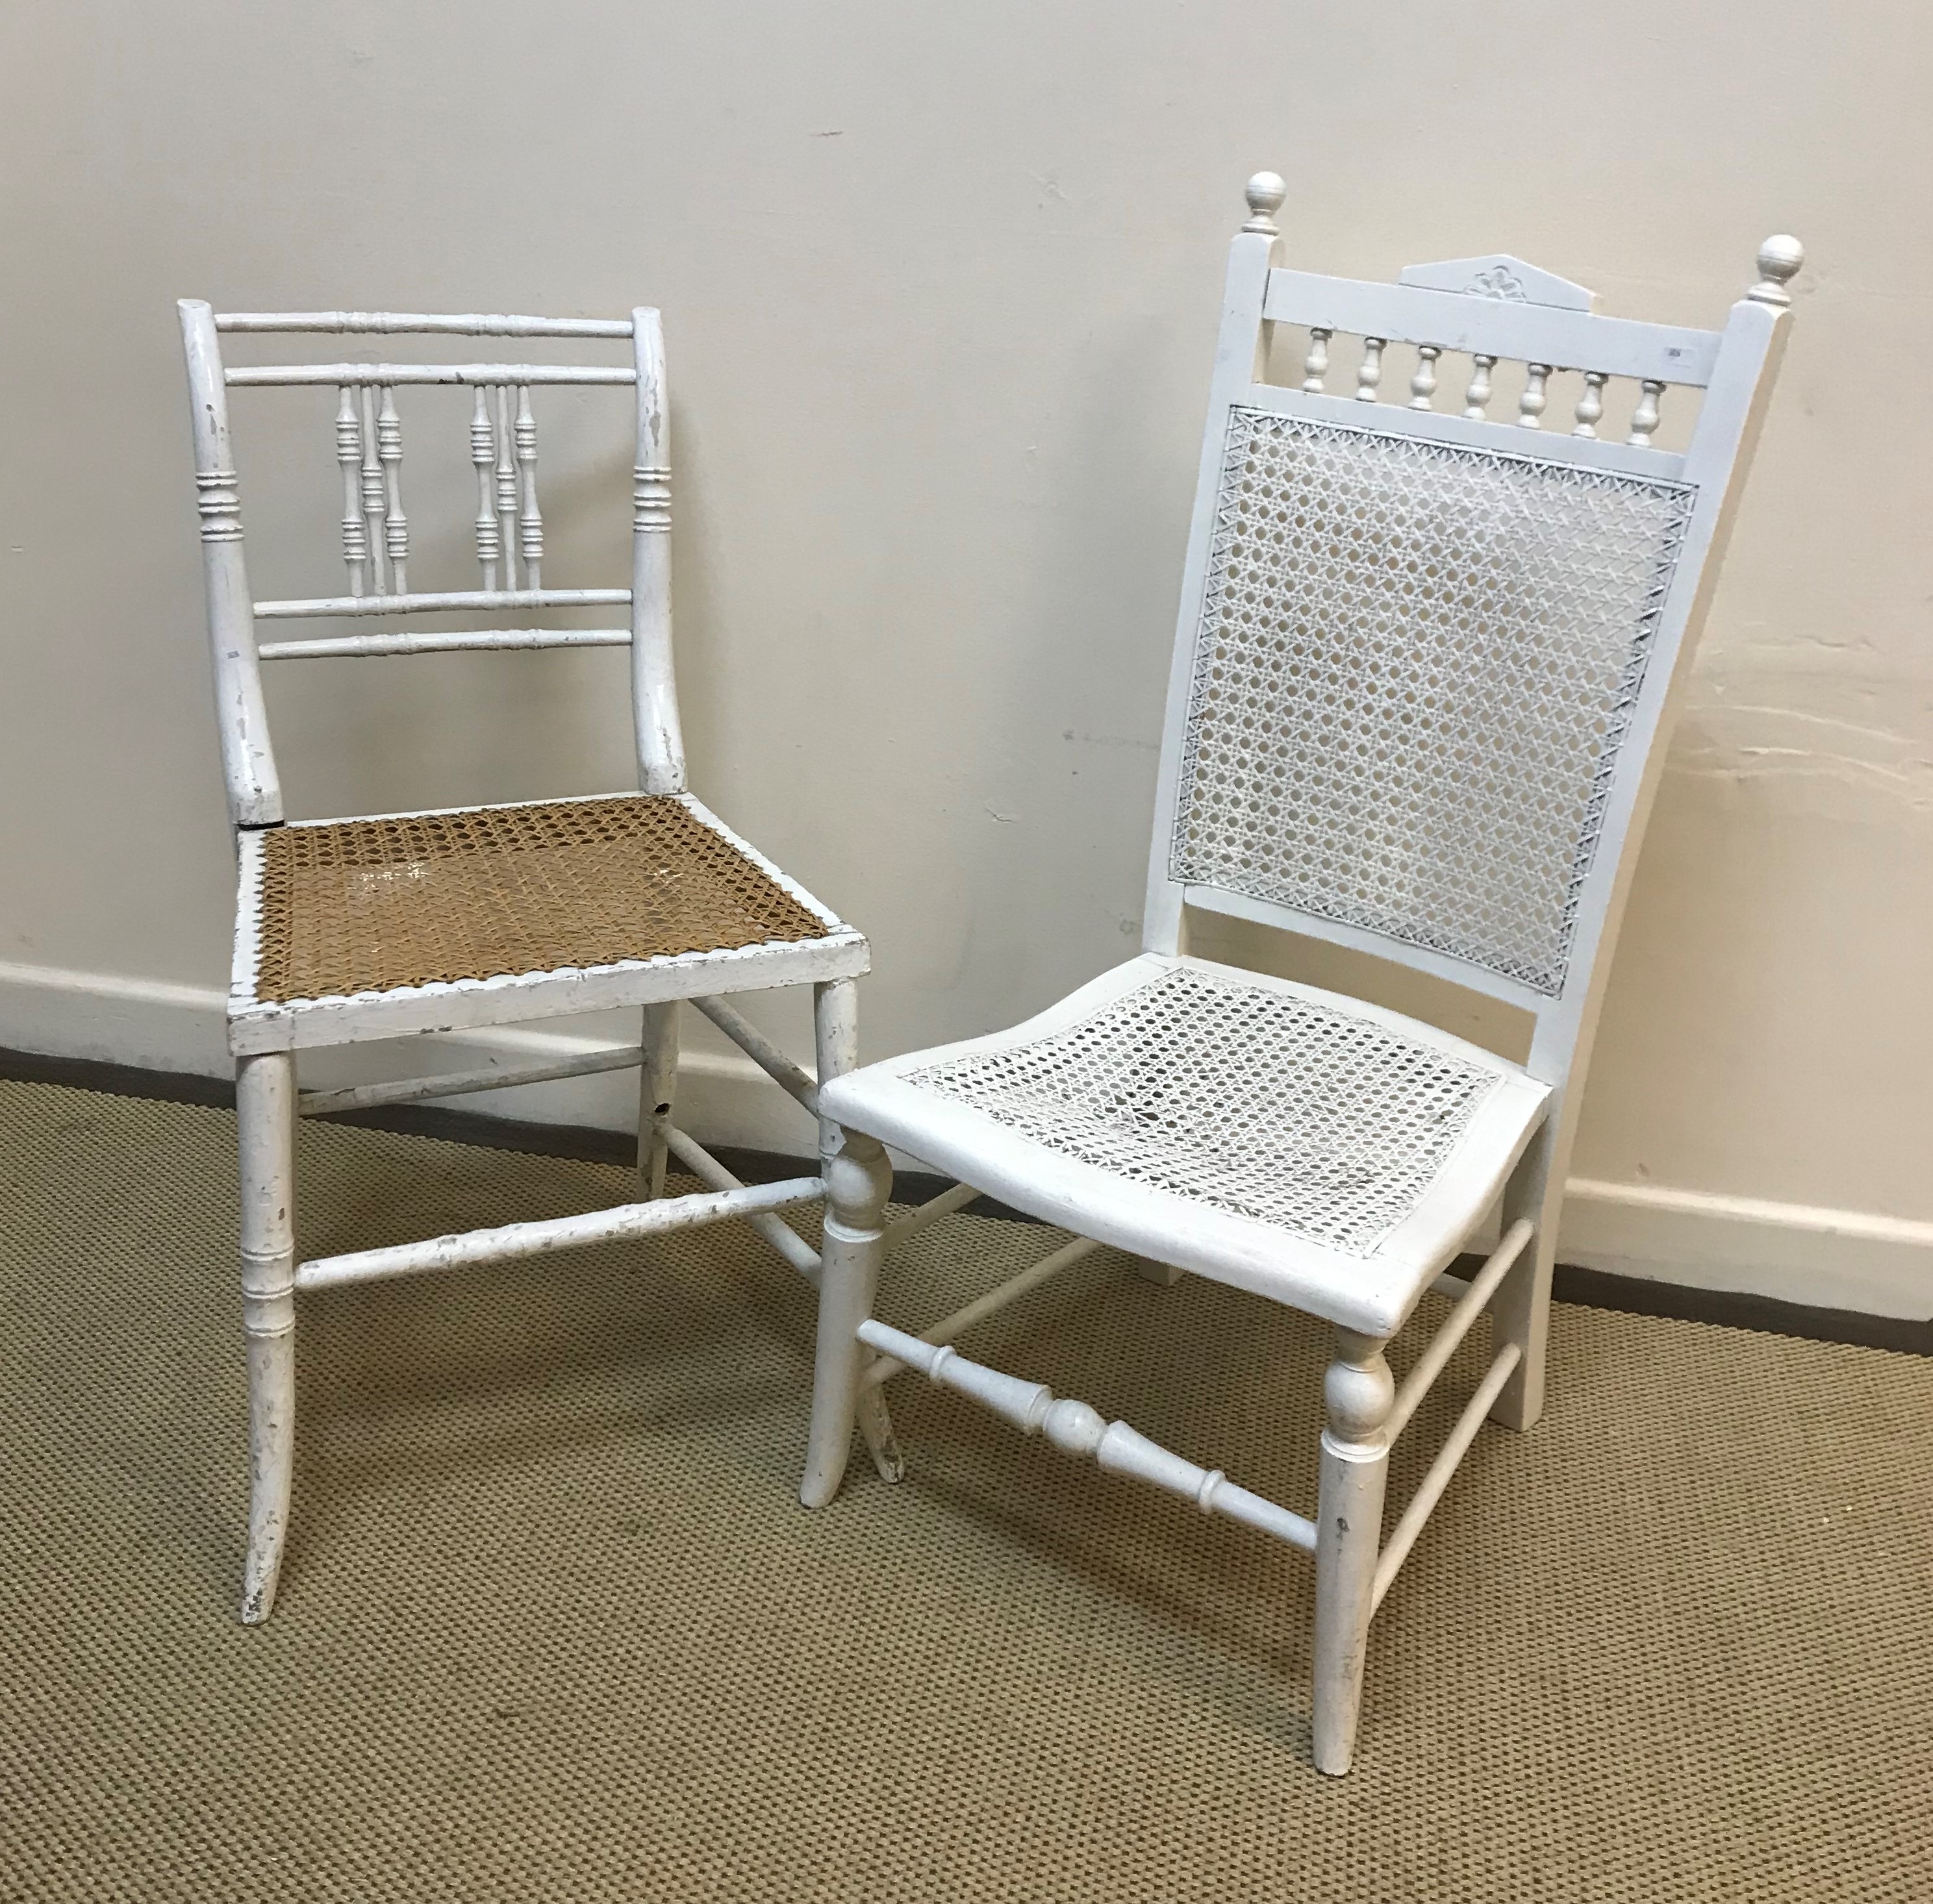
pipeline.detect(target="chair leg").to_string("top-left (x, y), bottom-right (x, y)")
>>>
top-left (1311, 1327), bottom-right (1393, 1775)
top-left (801, 977), bottom-right (894, 1507)
top-left (1489, 1110), bottom-right (1565, 1431)
top-left (856, 1382), bottom-right (906, 1484)
top-left (637, 1001), bottom-right (679, 1199)
top-left (1130, 1255), bottom-right (1185, 1287)
top-left (236, 1051), bottom-right (297, 1625)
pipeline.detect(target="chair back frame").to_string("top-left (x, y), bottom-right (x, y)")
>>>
top-left (1141, 185), bottom-right (1799, 1099)
top-left (177, 303), bottom-right (680, 830)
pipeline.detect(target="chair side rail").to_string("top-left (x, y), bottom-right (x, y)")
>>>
top-left (294, 1176), bottom-right (823, 1291)
top-left (1385, 1219), bottom-right (1532, 1443)
top-left (1372, 1340), bottom-right (1523, 1611)
top-left (859, 1236), bottom-right (1103, 1390)
top-left (663, 1125), bottom-right (821, 1284)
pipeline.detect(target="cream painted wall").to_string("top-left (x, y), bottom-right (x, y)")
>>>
top-left (2, 3), bottom-right (1928, 1312)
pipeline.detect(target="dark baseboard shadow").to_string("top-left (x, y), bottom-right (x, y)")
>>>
top-left (5, 1044), bottom-right (1927, 1357)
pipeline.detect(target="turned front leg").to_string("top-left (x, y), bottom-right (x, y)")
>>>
top-left (1311, 1327), bottom-right (1393, 1775)
top-left (800, 978), bottom-right (894, 1507)
top-left (236, 1050), bottom-right (297, 1624)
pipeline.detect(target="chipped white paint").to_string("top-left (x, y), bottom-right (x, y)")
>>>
top-left (225, 361), bottom-right (636, 386)
top-left (236, 1049), bottom-right (295, 1623)
top-left (295, 1175), bottom-right (826, 1290)
top-left (296, 1040), bottom-right (644, 1116)
top-left (258, 628), bottom-right (631, 661)
top-left (254, 587), bottom-right (629, 619)
top-left (630, 307), bottom-right (681, 794)
top-left (177, 304), bottom-right (877, 1622)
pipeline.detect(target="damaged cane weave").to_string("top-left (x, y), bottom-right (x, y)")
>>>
top-left (252, 795), bottom-right (831, 1002)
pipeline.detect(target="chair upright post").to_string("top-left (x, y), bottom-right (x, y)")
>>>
top-left (802, 979), bottom-right (892, 1507)
top-left (178, 299), bottom-right (281, 828)
top-left (236, 1050), bottom-right (297, 1622)
top-left (1312, 1329), bottom-right (1395, 1775)
top-left (629, 308), bottom-right (683, 794)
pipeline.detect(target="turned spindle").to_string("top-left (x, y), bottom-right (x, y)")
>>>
top-left (1518, 362), bottom-right (1551, 429)
top-left (1409, 345), bottom-right (1440, 412)
top-left (1356, 338), bottom-right (1385, 403)
top-left (1572, 370), bottom-right (1606, 439)
top-left (1627, 379), bottom-right (1663, 448)
top-left (493, 384), bottom-right (520, 592)
top-left (358, 386), bottom-right (388, 592)
top-left (377, 386), bottom-right (407, 594)
top-left (1303, 328), bottom-right (1331, 394)
top-left (471, 389), bottom-right (499, 589)
top-left (336, 387), bottom-right (367, 595)
top-left (515, 386), bottom-right (542, 590)
top-left (1463, 355), bottom-right (1496, 420)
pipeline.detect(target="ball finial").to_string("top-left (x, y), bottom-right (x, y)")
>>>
top-left (1750, 234), bottom-right (1804, 306)
top-left (1243, 171), bottom-right (1287, 237)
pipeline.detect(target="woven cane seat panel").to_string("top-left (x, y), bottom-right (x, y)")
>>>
top-left (253, 796), bottom-right (831, 1003)
top-left (907, 964), bottom-right (1505, 1257)
top-left (1171, 410), bottom-right (1696, 995)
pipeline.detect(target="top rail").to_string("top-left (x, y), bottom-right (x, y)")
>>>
top-left (1263, 269), bottom-right (1723, 386)
top-left (216, 312), bottom-right (635, 338)
top-left (226, 363), bottom-right (637, 387)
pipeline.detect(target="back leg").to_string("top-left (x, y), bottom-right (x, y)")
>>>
top-left (1489, 1109), bottom-right (1567, 1431)
top-left (637, 1001), bottom-right (679, 1198)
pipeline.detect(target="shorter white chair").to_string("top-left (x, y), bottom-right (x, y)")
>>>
top-left (180, 304), bottom-right (890, 1622)
top-left (800, 178), bottom-right (1802, 1772)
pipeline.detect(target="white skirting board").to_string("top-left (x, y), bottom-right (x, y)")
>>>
top-left (3, 957), bottom-right (1928, 1323)
top-left (1560, 1179), bottom-right (1932, 1324)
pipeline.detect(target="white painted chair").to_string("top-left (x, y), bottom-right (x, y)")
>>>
top-left (179, 305), bottom-right (890, 1623)
top-left (802, 181), bottom-right (1802, 1773)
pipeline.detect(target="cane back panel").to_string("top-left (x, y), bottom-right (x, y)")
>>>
top-left (1169, 410), bottom-right (1696, 996)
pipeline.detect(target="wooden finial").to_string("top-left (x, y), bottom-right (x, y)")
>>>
top-left (1750, 234), bottom-right (1804, 306)
top-left (1243, 171), bottom-right (1287, 236)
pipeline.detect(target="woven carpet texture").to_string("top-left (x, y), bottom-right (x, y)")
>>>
top-left (1, 1078), bottom-right (1928, 1900)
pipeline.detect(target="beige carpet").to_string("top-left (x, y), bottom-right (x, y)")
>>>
top-left (1, 1076), bottom-right (1928, 1901)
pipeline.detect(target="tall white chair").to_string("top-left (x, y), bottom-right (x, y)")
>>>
top-left (180, 305), bottom-right (892, 1623)
top-left (802, 181), bottom-right (1801, 1772)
